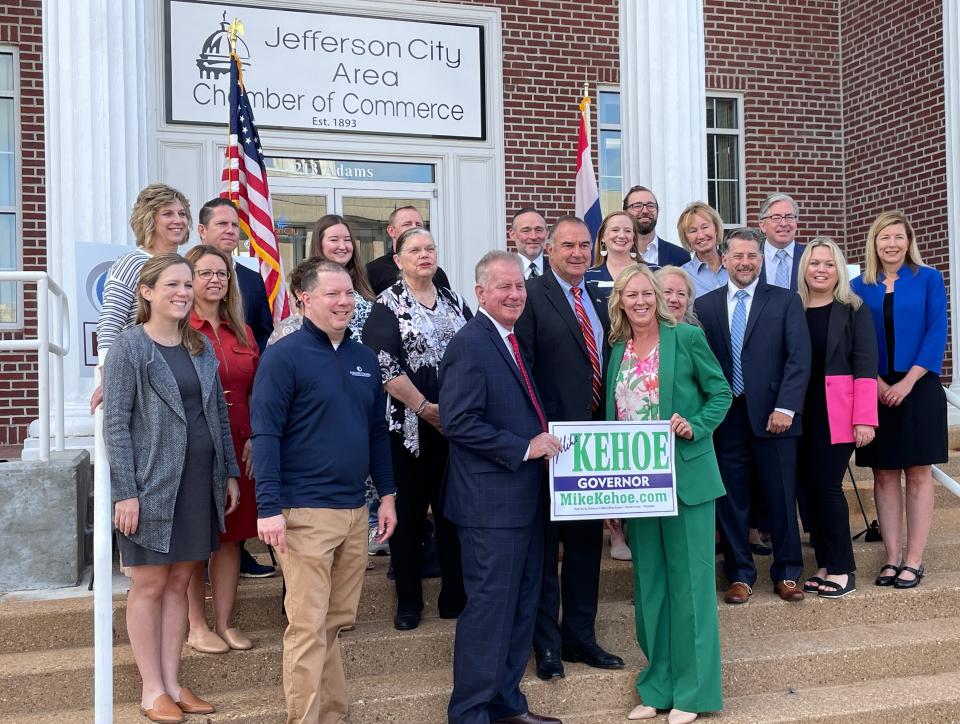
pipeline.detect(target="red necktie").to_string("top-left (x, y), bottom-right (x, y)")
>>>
top-left (571, 286), bottom-right (602, 411)
top-left (507, 332), bottom-right (548, 432)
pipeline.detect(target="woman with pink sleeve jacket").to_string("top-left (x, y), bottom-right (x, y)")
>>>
top-left (796, 237), bottom-right (878, 599)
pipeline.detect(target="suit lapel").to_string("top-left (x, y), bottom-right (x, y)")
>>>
top-left (543, 270), bottom-right (590, 359)
top-left (192, 346), bottom-right (216, 411)
top-left (710, 290), bottom-right (732, 359)
top-left (658, 323), bottom-right (675, 418)
top-left (145, 342), bottom-right (187, 422)
top-left (478, 314), bottom-right (545, 414)
top-left (742, 283), bottom-right (769, 347)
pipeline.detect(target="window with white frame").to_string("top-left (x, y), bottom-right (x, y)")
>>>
top-left (706, 94), bottom-right (745, 228)
top-left (597, 89), bottom-right (622, 217)
top-left (0, 49), bottom-right (19, 325)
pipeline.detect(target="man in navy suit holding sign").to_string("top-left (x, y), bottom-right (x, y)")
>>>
top-left (440, 250), bottom-right (562, 724)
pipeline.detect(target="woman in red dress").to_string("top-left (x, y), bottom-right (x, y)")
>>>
top-left (184, 245), bottom-right (260, 653)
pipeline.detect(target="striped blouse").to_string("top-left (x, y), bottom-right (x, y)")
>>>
top-left (96, 249), bottom-right (151, 358)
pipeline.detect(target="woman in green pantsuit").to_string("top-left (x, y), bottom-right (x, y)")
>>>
top-left (605, 265), bottom-right (731, 724)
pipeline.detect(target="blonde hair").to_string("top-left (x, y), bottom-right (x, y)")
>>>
top-left (183, 245), bottom-right (252, 348)
top-left (129, 184), bottom-right (192, 249)
top-left (591, 211), bottom-right (641, 269)
top-left (608, 264), bottom-right (676, 344)
top-left (675, 201), bottom-right (724, 254)
top-left (863, 211), bottom-right (924, 284)
top-left (656, 265), bottom-right (700, 326)
top-left (797, 237), bottom-right (862, 310)
top-left (135, 253), bottom-right (206, 355)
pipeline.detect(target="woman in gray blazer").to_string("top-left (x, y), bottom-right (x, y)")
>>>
top-left (104, 253), bottom-right (239, 723)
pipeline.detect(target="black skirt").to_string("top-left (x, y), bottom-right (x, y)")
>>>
top-left (855, 370), bottom-right (948, 469)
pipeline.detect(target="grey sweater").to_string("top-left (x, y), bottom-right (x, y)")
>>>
top-left (103, 325), bottom-right (240, 553)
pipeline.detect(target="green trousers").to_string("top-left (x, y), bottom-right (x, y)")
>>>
top-left (626, 499), bottom-right (723, 713)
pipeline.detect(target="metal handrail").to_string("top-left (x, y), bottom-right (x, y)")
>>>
top-left (935, 386), bottom-right (960, 498)
top-left (93, 362), bottom-right (112, 723)
top-left (0, 271), bottom-right (70, 460)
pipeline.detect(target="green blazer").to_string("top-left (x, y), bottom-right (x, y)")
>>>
top-left (605, 322), bottom-right (732, 506)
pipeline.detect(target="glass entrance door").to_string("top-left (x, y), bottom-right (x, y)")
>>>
top-left (336, 189), bottom-right (434, 266)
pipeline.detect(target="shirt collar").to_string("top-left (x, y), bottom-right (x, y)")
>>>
top-left (764, 240), bottom-right (796, 262)
top-left (727, 276), bottom-right (760, 302)
top-left (478, 307), bottom-right (514, 340)
top-left (302, 315), bottom-right (352, 347)
top-left (520, 252), bottom-right (544, 270)
top-left (554, 271), bottom-right (586, 298)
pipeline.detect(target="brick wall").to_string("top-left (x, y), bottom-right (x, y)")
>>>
top-left (840, 0), bottom-right (950, 375)
top-left (0, 0), bottom-right (43, 446)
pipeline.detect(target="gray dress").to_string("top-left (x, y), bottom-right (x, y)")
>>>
top-left (117, 343), bottom-right (220, 565)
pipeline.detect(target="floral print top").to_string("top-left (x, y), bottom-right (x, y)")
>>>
top-left (265, 292), bottom-right (372, 347)
top-left (615, 339), bottom-right (661, 422)
top-left (362, 279), bottom-right (472, 455)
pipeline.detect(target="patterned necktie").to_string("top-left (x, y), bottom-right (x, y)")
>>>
top-left (528, 262), bottom-right (539, 279)
top-left (571, 286), bottom-right (602, 411)
top-left (774, 249), bottom-right (789, 288)
top-left (730, 289), bottom-right (748, 396)
top-left (507, 333), bottom-right (547, 432)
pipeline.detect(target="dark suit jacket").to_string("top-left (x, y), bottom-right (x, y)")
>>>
top-left (366, 252), bottom-right (452, 296)
top-left (696, 282), bottom-right (811, 437)
top-left (758, 242), bottom-right (806, 292)
top-left (439, 313), bottom-right (546, 528)
top-left (514, 269), bottom-right (611, 422)
top-left (656, 237), bottom-right (692, 267)
top-left (235, 263), bottom-right (273, 353)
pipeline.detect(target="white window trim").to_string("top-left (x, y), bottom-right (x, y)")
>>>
top-left (706, 90), bottom-right (746, 230)
top-left (0, 46), bottom-right (23, 330)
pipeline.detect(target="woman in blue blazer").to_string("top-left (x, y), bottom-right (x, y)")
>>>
top-left (851, 212), bottom-right (948, 589)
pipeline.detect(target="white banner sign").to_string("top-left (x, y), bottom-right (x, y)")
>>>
top-left (165, 0), bottom-right (486, 139)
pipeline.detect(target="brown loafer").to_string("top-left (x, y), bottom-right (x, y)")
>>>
top-left (186, 629), bottom-right (229, 654)
top-left (176, 686), bottom-right (215, 714)
top-left (139, 693), bottom-right (184, 723)
top-left (723, 581), bottom-right (752, 604)
top-left (774, 580), bottom-right (805, 602)
top-left (221, 627), bottom-right (253, 650)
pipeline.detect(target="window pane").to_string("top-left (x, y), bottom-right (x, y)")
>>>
top-left (0, 99), bottom-right (14, 206)
top-left (598, 129), bottom-right (622, 216)
top-left (705, 98), bottom-right (715, 129)
top-left (0, 213), bottom-right (16, 323)
top-left (713, 98), bottom-right (738, 129)
top-left (714, 135), bottom-right (738, 179)
top-left (716, 181), bottom-right (740, 226)
top-left (598, 91), bottom-right (620, 126)
top-left (341, 196), bottom-right (431, 264)
top-left (269, 194), bottom-right (328, 271)
top-left (0, 54), bottom-right (12, 93)
top-left (706, 135), bottom-right (717, 179)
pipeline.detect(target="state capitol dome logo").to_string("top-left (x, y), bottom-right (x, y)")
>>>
top-left (196, 11), bottom-right (251, 79)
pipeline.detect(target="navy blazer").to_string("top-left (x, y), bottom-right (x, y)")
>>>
top-left (236, 263), bottom-right (274, 353)
top-left (697, 282), bottom-right (811, 437)
top-left (851, 265), bottom-right (947, 376)
top-left (439, 313), bottom-right (546, 528)
top-left (514, 269), bottom-right (611, 422)
top-left (656, 237), bottom-right (692, 267)
top-left (758, 242), bottom-right (806, 292)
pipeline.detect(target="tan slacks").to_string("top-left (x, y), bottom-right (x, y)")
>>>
top-left (276, 505), bottom-right (368, 724)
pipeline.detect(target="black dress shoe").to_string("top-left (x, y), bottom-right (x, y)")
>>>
top-left (535, 649), bottom-right (565, 680)
top-left (561, 642), bottom-right (625, 669)
top-left (493, 712), bottom-right (562, 724)
top-left (393, 611), bottom-right (421, 630)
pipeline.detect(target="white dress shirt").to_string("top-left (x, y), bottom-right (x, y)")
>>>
top-left (763, 240), bottom-right (796, 287)
top-left (519, 253), bottom-right (545, 279)
top-left (641, 237), bottom-right (660, 266)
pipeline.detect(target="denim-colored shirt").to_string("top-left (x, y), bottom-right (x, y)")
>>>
top-left (683, 257), bottom-right (729, 298)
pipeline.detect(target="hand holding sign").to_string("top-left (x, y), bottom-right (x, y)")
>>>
top-left (530, 432), bottom-right (561, 459)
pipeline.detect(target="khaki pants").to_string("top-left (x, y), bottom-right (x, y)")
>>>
top-left (276, 505), bottom-right (367, 724)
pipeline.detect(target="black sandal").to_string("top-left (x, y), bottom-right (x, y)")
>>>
top-left (894, 564), bottom-right (924, 589)
top-left (818, 574), bottom-right (856, 599)
top-left (875, 563), bottom-right (901, 587)
top-left (803, 576), bottom-right (825, 593)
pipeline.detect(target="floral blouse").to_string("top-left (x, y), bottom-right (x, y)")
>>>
top-left (615, 339), bottom-right (661, 422)
top-left (362, 279), bottom-right (472, 455)
top-left (266, 292), bottom-right (372, 347)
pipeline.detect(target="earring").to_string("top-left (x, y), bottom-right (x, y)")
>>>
top-left (600, 242), bottom-right (607, 257)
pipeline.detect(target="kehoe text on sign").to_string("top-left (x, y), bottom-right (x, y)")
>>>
top-left (166, 0), bottom-right (485, 139)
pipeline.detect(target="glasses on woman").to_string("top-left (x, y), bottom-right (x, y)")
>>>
top-left (195, 269), bottom-right (231, 281)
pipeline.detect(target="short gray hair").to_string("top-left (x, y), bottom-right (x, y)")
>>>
top-left (547, 215), bottom-right (588, 246)
top-left (759, 192), bottom-right (799, 219)
top-left (475, 250), bottom-right (523, 286)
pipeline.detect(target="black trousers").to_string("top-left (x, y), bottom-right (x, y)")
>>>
top-left (389, 425), bottom-right (465, 617)
top-left (533, 516), bottom-right (603, 654)
top-left (798, 417), bottom-right (856, 574)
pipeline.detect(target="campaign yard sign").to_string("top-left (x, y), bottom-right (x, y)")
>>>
top-left (548, 421), bottom-right (678, 521)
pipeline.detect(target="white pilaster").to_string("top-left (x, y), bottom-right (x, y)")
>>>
top-left (619, 0), bottom-right (707, 243)
top-left (30, 0), bottom-right (152, 456)
top-left (944, 0), bottom-right (960, 422)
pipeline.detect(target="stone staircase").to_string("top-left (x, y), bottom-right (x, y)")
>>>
top-left (3, 457), bottom-right (960, 723)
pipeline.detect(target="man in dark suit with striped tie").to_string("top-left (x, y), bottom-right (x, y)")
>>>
top-left (515, 216), bottom-right (624, 681)
top-left (440, 251), bottom-right (562, 724)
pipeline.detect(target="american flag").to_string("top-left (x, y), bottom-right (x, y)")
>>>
top-left (220, 48), bottom-right (290, 324)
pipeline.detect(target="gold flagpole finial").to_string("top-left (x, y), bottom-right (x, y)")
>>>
top-left (227, 18), bottom-right (245, 54)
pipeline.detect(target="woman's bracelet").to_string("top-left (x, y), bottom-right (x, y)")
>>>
top-left (415, 398), bottom-right (430, 416)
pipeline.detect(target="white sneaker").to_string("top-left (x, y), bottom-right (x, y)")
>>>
top-left (368, 527), bottom-right (390, 556)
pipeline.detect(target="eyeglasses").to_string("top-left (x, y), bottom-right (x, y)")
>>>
top-left (760, 214), bottom-right (798, 224)
top-left (195, 269), bottom-right (231, 281)
top-left (626, 202), bottom-right (659, 212)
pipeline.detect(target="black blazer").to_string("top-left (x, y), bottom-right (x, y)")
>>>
top-left (656, 238), bottom-right (692, 267)
top-left (696, 282), bottom-right (811, 437)
top-left (822, 302), bottom-right (878, 378)
top-left (235, 263), bottom-right (274, 353)
top-left (366, 253), bottom-right (452, 296)
top-left (514, 269), bottom-right (611, 422)
top-left (758, 242), bottom-right (806, 292)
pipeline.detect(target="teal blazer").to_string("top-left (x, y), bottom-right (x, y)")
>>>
top-left (605, 322), bottom-right (732, 506)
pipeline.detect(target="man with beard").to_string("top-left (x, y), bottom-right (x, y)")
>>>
top-left (622, 185), bottom-right (690, 268)
top-left (695, 228), bottom-right (810, 605)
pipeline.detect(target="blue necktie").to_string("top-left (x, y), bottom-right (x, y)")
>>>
top-left (774, 249), bottom-right (789, 288)
top-left (731, 290), bottom-right (747, 396)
